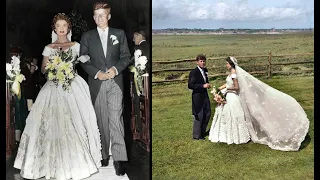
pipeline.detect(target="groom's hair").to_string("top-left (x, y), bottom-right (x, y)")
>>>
top-left (196, 54), bottom-right (206, 61)
top-left (134, 30), bottom-right (147, 39)
top-left (93, 2), bottom-right (111, 12)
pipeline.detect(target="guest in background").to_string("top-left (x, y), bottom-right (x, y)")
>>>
top-left (9, 46), bottom-right (28, 143)
top-left (133, 30), bottom-right (150, 73)
top-left (131, 30), bottom-right (151, 137)
top-left (22, 57), bottom-right (40, 108)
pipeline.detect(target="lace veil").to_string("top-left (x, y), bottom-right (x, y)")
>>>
top-left (230, 56), bottom-right (309, 151)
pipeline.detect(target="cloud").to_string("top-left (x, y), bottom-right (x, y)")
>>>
top-left (152, 0), bottom-right (313, 22)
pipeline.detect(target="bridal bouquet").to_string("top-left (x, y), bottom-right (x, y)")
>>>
top-left (6, 56), bottom-right (26, 99)
top-left (128, 49), bottom-right (148, 96)
top-left (45, 48), bottom-right (77, 91)
top-left (211, 86), bottom-right (226, 105)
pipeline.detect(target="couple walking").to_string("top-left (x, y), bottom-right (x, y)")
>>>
top-left (188, 54), bottom-right (309, 151)
top-left (14, 2), bottom-right (130, 179)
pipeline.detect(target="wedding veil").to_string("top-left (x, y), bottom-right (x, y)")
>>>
top-left (231, 56), bottom-right (309, 151)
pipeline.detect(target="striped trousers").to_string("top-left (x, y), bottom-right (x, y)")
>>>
top-left (94, 79), bottom-right (128, 161)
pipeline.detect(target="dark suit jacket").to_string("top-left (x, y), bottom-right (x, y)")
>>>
top-left (134, 40), bottom-right (150, 73)
top-left (80, 28), bottom-right (131, 104)
top-left (21, 62), bottom-right (40, 101)
top-left (188, 67), bottom-right (209, 115)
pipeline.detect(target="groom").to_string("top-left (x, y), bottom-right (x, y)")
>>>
top-left (188, 54), bottom-right (212, 140)
top-left (79, 2), bottom-right (131, 176)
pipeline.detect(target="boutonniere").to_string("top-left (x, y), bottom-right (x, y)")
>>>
top-left (205, 72), bottom-right (208, 76)
top-left (110, 35), bottom-right (119, 45)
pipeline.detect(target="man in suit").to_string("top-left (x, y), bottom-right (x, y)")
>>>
top-left (22, 58), bottom-right (41, 103)
top-left (80, 1), bottom-right (131, 176)
top-left (133, 30), bottom-right (150, 73)
top-left (21, 57), bottom-right (40, 114)
top-left (188, 54), bottom-right (212, 140)
top-left (132, 30), bottom-right (150, 142)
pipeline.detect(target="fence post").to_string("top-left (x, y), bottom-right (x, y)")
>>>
top-left (268, 51), bottom-right (272, 78)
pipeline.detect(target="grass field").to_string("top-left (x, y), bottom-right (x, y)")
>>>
top-left (152, 76), bottom-right (314, 180)
top-left (151, 33), bottom-right (314, 180)
top-left (152, 32), bottom-right (314, 61)
top-left (152, 32), bottom-right (314, 81)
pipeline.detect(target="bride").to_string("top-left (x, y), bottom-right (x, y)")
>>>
top-left (208, 56), bottom-right (309, 151)
top-left (13, 13), bottom-right (102, 180)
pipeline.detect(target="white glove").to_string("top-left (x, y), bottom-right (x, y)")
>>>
top-left (77, 55), bottom-right (90, 63)
top-left (220, 88), bottom-right (227, 95)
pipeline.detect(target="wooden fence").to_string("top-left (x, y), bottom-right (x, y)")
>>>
top-left (152, 52), bottom-right (314, 83)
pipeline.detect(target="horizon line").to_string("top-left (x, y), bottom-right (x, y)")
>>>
top-left (152, 28), bottom-right (313, 30)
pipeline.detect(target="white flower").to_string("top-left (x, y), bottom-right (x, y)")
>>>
top-left (112, 40), bottom-right (119, 45)
top-left (133, 49), bottom-right (148, 71)
top-left (110, 35), bottom-right (117, 40)
top-left (11, 56), bottom-right (21, 72)
top-left (6, 63), bottom-right (12, 71)
top-left (6, 71), bottom-right (14, 78)
top-left (6, 63), bottom-right (14, 78)
top-left (110, 35), bottom-right (119, 45)
top-left (134, 49), bottom-right (142, 59)
top-left (12, 65), bottom-right (21, 72)
top-left (137, 56), bottom-right (148, 71)
top-left (110, 34), bottom-right (119, 45)
top-left (11, 56), bottom-right (20, 66)
top-left (211, 88), bottom-right (217, 94)
top-left (6, 55), bottom-right (25, 86)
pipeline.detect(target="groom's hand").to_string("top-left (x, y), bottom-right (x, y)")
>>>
top-left (105, 67), bottom-right (117, 79)
top-left (203, 83), bottom-right (211, 89)
top-left (97, 71), bottom-right (109, 80)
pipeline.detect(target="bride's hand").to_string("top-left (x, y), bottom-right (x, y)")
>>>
top-left (220, 88), bottom-right (227, 95)
top-left (77, 55), bottom-right (90, 63)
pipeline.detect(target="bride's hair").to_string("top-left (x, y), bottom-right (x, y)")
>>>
top-left (51, 13), bottom-right (72, 32)
top-left (226, 57), bottom-right (236, 69)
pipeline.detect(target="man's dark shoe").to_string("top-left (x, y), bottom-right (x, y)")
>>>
top-left (113, 161), bottom-right (125, 176)
top-left (101, 155), bottom-right (110, 167)
top-left (193, 137), bottom-right (205, 140)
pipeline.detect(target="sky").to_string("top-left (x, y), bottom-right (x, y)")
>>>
top-left (152, 0), bottom-right (314, 29)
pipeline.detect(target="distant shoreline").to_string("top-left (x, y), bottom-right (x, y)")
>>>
top-left (152, 29), bottom-right (313, 35)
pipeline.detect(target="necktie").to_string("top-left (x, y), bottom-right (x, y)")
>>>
top-left (101, 32), bottom-right (107, 57)
top-left (201, 69), bottom-right (206, 82)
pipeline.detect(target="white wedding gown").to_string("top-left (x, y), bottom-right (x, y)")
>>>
top-left (209, 74), bottom-right (251, 144)
top-left (209, 66), bottom-right (309, 151)
top-left (14, 42), bottom-right (102, 180)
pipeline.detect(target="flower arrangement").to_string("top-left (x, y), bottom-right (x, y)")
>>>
top-left (110, 35), bottom-right (119, 45)
top-left (129, 49), bottom-right (148, 96)
top-left (211, 86), bottom-right (226, 105)
top-left (6, 56), bottom-right (26, 99)
top-left (45, 48), bottom-right (77, 91)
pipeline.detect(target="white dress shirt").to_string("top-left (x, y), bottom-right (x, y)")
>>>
top-left (197, 66), bottom-right (206, 83)
top-left (97, 27), bottom-right (109, 57)
top-left (139, 39), bottom-right (146, 45)
top-left (94, 27), bottom-right (118, 79)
